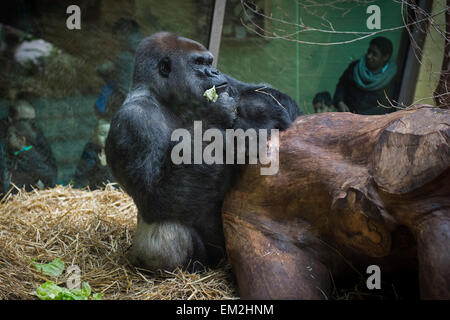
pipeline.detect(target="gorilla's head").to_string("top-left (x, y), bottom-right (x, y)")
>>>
top-left (132, 32), bottom-right (228, 106)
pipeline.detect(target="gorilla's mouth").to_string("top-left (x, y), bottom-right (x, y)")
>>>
top-left (216, 82), bottom-right (228, 88)
top-left (215, 82), bottom-right (228, 94)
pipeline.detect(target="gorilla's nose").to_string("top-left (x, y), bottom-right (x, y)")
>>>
top-left (205, 68), bottom-right (220, 77)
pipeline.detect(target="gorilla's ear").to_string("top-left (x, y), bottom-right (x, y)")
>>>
top-left (158, 57), bottom-right (171, 78)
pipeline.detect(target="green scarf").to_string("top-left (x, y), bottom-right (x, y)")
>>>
top-left (353, 55), bottom-right (397, 91)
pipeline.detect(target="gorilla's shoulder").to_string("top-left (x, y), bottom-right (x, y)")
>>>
top-left (122, 87), bottom-right (157, 107)
top-left (113, 103), bottom-right (147, 125)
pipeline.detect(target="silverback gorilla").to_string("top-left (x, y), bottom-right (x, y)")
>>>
top-left (105, 32), bottom-right (300, 271)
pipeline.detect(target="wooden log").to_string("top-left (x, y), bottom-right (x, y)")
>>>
top-left (222, 106), bottom-right (450, 299)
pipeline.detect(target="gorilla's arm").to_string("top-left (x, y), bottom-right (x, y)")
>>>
top-left (106, 95), bottom-right (170, 197)
top-left (224, 74), bottom-right (301, 130)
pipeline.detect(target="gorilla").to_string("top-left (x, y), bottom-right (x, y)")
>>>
top-left (105, 32), bottom-right (300, 272)
top-left (225, 74), bottom-right (301, 131)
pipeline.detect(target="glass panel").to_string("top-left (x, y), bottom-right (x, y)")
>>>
top-left (218, 0), bottom-right (407, 114)
top-left (0, 0), bottom-right (214, 192)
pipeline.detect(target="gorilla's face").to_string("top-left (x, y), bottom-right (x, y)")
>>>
top-left (163, 49), bottom-right (228, 103)
top-left (132, 32), bottom-right (228, 107)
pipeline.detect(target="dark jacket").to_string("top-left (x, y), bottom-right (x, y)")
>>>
top-left (73, 142), bottom-right (113, 189)
top-left (34, 126), bottom-right (57, 177)
top-left (333, 60), bottom-right (397, 115)
top-left (0, 145), bottom-right (57, 194)
top-left (0, 140), bottom-right (8, 194)
top-left (0, 118), bottom-right (7, 140)
top-left (0, 118), bottom-right (57, 179)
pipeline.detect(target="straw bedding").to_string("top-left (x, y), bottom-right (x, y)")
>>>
top-left (0, 184), bottom-right (238, 300)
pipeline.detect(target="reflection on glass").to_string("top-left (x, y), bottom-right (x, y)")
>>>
top-left (218, 1), bottom-right (406, 115)
top-left (0, 0), bottom-right (214, 191)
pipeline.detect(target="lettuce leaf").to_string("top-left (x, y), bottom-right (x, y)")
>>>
top-left (91, 293), bottom-right (104, 300)
top-left (203, 86), bottom-right (218, 103)
top-left (32, 258), bottom-right (103, 300)
top-left (35, 281), bottom-right (68, 300)
top-left (35, 281), bottom-right (102, 300)
top-left (69, 282), bottom-right (91, 299)
top-left (31, 258), bottom-right (65, 277)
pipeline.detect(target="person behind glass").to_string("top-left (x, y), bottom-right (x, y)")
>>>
top-left (0, 99), bottom-right (57, 178)
top-left (333, 37), bottom-right (398, 115)
top-left (313, 91), bottom-right (337, 113)
top-left (0, 121), bottom-right (57, 195)
top-left (73, 119), bottom-right (113, 189)
top-left (94, 18), bottom-right (143, 120)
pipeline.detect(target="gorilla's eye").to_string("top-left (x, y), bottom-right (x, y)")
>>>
top-left (158, 57), bottom-right (171, 78)
top-left (195, 57), bottom-right (205, 65)
top-left (194, 56), bottom-right (213, 66)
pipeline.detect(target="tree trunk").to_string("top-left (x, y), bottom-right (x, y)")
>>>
top-left (222, 107), bottom-right (450, 299)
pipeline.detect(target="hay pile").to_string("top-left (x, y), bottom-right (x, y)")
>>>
top-left (0, 185), bottom-right (238, 300)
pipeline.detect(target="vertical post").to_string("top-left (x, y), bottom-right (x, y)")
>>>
top-left (433, 0), bottom-right (450, 108)
top-left (296, 2), bottom-right (300, 110)
top-left (397, 0), bottom-right (433, 107)
top-left (208, 0), bottom-right (227, 68)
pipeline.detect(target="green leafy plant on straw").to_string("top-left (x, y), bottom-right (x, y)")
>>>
top-left (31, 258), bottom-right (104, 300)
top-left (31, 258), bottom-right (65, 277)
top-left (35, 280), bottom-right (103, 300)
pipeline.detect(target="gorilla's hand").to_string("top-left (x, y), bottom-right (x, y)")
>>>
top-left (207, 92), bottom-right (237, 128)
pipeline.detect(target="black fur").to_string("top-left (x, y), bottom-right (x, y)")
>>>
top-left (105, 32), bottom-right (301, 271)
top-left (226, 74), bottom-right (301, 131)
